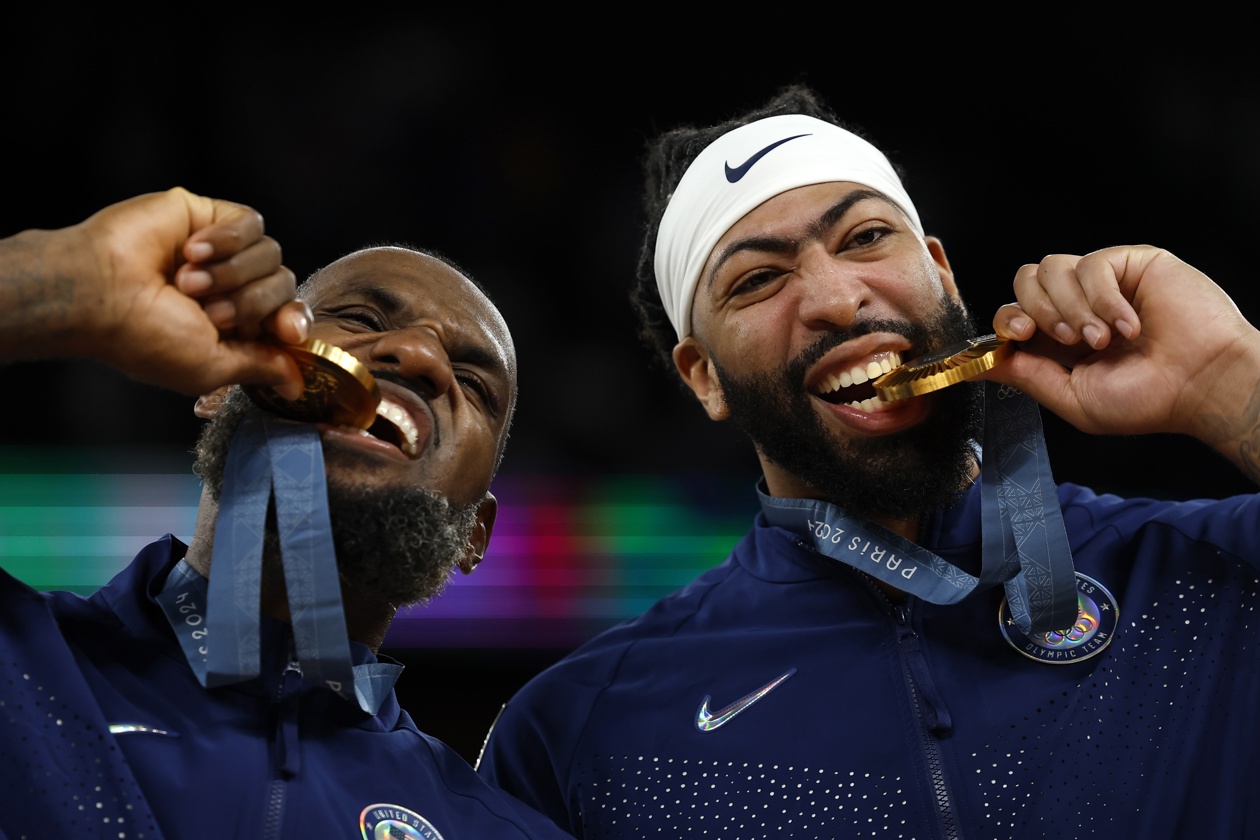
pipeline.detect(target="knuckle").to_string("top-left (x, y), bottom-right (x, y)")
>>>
top-left (233, 276), bottom-right (290, 319)
top-left (1029, 298), bottom-right (1061, 321)
top-left (209, 259), bottom-right (242, 289)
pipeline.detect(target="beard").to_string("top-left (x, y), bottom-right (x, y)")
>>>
top-left (192, 387), bottom-right (479, 609)
top-left (714, 294), bottom-right (984, 521)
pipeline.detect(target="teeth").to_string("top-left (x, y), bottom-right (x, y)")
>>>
top-left (376, 398), bottom-right (420, 457)
top-left (847, 395), bottom-right (893, 412)
top-left (816, 352), bottom-right (903, 397)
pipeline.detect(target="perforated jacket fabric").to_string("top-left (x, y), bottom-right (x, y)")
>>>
top-left (478, 481), bottom-right (1260, 839)
top-left (0, 536), bottom-right (574, 840)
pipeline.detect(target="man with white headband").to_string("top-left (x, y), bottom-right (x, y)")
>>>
top-left (479, 84), bottom-right (1260, 838)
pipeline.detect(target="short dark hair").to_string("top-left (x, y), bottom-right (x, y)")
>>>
top-left (628, 84), bottom-right (893, 374)
top-left (297, 242), bottom-right (487, 297)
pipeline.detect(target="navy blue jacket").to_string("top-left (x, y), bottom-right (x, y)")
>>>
top-left (0, 536), bottom-right (574, 839)
top-left (479, 481), bottom-right (1260, 839)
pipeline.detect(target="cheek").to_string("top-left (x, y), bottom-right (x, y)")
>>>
top-left (909, 253), bottom-right (951, 296)
top-left (713, 305), bottom-right (798, 373)
top-left (307, 324), bottom-right (364, 358)
top-left (871, 260), bottom-right (950, 316)
top-left (429, 433), bottom-right (498, 502)
top-left (307, 321), bottom-right (343, 341)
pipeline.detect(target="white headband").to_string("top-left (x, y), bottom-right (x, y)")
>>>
top-left (654, 113), bottom-right (922, 341)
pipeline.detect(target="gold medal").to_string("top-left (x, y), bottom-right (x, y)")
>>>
top-left (242, 338), bottom-right (380, 429)
top-left (873, 334), bottom-right (1013, 401)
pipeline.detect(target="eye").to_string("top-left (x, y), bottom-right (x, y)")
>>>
top-left (842, 224), bottom-right (893, 251)
top-left (730, 269), bottom-right (784, 298)
top-left (331, 307), bottom-right (385, 331)
top-left (456, 371), bottom-right (497, 413)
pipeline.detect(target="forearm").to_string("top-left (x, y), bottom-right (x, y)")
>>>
top-left (1227, 390), bottom-right (1260, 486)
top-left (0, 226), bottom-right (99, 364)
top-left (1186, 330), bottom-right (1260, 485)
top-left (0, 190), bottom-right (305, 397)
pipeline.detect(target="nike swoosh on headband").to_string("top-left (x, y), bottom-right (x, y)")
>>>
top-left (695, 667), bottom-right (797, 732)
top-left (724, 134), bottom-right (810, 183)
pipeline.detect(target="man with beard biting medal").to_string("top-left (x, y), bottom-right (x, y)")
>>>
top-left (477, 85), bottom-right (1260, 838)
top-left (0, 188), bottom-right (576, 839)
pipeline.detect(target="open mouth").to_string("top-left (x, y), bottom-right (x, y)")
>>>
top-left (338, 395), bottom-right (421, 457)
top-left (812, 351), bottom-right (902, 412)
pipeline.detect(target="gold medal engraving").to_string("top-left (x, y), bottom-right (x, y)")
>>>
top-left (243, 338), bottom-right (380, 429)
top-left (873, 335), bottom-right (1013, 401)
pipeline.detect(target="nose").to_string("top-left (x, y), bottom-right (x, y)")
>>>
top-left (795, 251), bottom-right (872, 331)
top-left (367, 326), bottom-right (456, 399)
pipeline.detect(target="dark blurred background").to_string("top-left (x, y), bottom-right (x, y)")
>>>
top-left (2, 14), bottom-right (1257, 762)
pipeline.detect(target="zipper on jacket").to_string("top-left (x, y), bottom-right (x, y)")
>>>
top-left (892, 601), bottom-right (962, 840)
top-left (262, 657), bottom-right (304, 840)
top-left (809, 544), bottom-right (966, 838)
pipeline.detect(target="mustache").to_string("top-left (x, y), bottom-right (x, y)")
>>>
top-left (789, 317), bottom-right (923, 380)
top-left (788, 298), bottom-right (977, 385)
top-left (368, 368), bottom-right (430, 401)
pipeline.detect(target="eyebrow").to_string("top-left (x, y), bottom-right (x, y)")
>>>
top-left (704, 189), bottom-right (889, 291)
top-left (348, 282), bottom-right (408, 315)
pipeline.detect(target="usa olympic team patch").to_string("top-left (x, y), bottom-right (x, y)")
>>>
top-left (999, 573), bottom-right (1118, 663)
top-left (360, 804), bottom-right (445, 839)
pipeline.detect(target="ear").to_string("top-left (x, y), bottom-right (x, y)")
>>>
top-left (457, 491), bottom-right (498, 575)
top-left (672, 337), bottom-right (729, 421)
top-left (925, 236), bottom-right (959, 299)
top-left (193, 386), bottom-right (233, 419)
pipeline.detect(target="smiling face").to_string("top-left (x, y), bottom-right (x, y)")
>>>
top-left (299, 246), bottom-right (516, 509)
top-left (192, 247), bottom-right (517, 620)
top-left (673, 182), bottom-right (982, 518)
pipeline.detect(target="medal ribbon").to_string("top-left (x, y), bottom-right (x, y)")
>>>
top-left (980, 382), bottom-right (1079, 632)
top-left (167, 412), bottom-right (388, 710)
top-left (758, 382), bottom-right (1078, 634)
top-left (157, 559), bottom-right (401, 715)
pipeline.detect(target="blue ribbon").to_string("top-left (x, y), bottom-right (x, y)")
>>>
top-left (759, 381), bottom-right (1078, 634)
top-left (159, 412), bottom-right (398, 712)
top-left (156, 560), bottom-right (400, 715)
top-left (980, 382), bottom-right (1079, 632)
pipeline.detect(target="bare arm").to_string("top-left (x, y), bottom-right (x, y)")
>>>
top-left (986, 245), bottom-right (1260, 483)
top-left (0, 187), bottom-right (309, 397)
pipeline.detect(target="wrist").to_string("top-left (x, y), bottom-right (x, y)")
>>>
top-left (1185, 326), bottom-right (1260, 474)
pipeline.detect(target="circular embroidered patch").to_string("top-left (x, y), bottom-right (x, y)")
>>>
top-left (999, 572), bottom-right (1118, 663)
top-left (360, 804), bottom-right (445, 840)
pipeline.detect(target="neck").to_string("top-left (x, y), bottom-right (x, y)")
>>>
top-left (759, 455), bottom-right (981, 601)
top-left (759, 452), bottom-right (980, 539)
top-left (186, 486), bottom-right (396, 652)
top-left (759, 467), bottom-right (924, 542)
